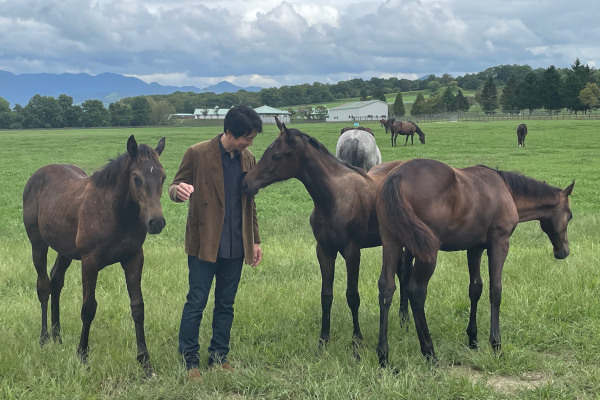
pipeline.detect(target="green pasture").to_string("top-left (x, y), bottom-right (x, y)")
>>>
top-left (0, 119), bottom-right (599, 399)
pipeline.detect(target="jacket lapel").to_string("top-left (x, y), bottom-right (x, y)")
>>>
top-left (206, 136), bottom-right (225, 206)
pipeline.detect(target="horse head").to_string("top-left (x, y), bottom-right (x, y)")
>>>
top-left (242, 117), bottom-right (303, 196)
top-left (127, 135), bottom-right (167, 234)
top-left (540, 181), bottom-right (574, 259)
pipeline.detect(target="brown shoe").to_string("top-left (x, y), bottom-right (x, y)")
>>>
top-left (209, 362), bottom-right (234, 372)
top-left (186, 367), bottom-right (203, 382)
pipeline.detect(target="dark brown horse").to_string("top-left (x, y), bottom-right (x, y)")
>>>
top-left (517, 123), bottom-right (528, 147)
top-left (23, 135), bottom-right (166, 377)
top-left (242, 117), bottom-right (405, 355)
top-left (380, 118), bottom-right (396, 134)
top-left (341, 126), bottom-right (374, 136)
top-left (389, 120), bottom-right (425, 146)
top-left (376, 159), bottom-right (574, 365)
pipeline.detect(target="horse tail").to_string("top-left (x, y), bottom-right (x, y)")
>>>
top-left (380, 174), bottom-right (440, 261)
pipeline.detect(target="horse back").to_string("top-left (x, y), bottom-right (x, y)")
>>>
top-left (23, 164), bottom-right (89, 259)
top-left (381, 159), bottom-right (518, 251)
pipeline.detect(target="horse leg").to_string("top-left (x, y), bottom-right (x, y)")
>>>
top-left (398, 250), bottom-right (412, 328)
top-left (77, 258), bottom-right (99, 364)
top-left (377, 243), bottom-right (401, 367)
top-left (341, 243), bottom-right (363, 357)
top-left (49, 254), bottom-right (72, 344)
top-left (404, 134), bottom-right (410, 146)
top-left (31, 239), bottom-right (51, 346)
top-left (487, 239), bottom-right (509, 353)
top-left (407, 254), bottom-right (438, 362)
top-left (466, 247), bottom-right (484, 349)
top-left (121, 249), bottom-right (155, 378)
top-left (316, 242), bottom-right (337, 349)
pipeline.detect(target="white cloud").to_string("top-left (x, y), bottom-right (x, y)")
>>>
top-left (0, 0), bottom-right (598, 88)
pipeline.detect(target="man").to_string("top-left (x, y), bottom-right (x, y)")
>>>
top-left (169, 105), bottom-right (263, 382)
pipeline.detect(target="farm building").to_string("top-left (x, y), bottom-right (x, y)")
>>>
top-left (253, 105), bottom-right (291, 124)
top-left (326, 100), bottom-right (388, 122)
top-left (193, 107), bottom-right (229, 119)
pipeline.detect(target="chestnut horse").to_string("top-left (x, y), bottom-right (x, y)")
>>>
top-left (23, 135), bottom-right (166, 377)
top-left (389, 120), bottom-right (425, 146)
top-left (376, 158), bottom-right (574, 365)
top-left (243, 118), bottom-right (404, 356)
top-left (517, 123), bottom-right (528, 147)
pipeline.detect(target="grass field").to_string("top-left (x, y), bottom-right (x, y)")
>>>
top-left (1, 119), bottom-right (599, 399)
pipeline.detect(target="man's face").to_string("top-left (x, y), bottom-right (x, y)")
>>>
top-left (229, 130), bottom-right (258, 152)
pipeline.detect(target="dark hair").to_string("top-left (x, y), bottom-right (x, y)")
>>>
top-left (224, 105), bottom-right (263, 138)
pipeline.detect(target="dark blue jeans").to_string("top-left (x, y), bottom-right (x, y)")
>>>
top-left (178, 255), bottom-right (243, 369)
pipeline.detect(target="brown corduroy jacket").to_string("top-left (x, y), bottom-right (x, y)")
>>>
top-left (168, 135), bottom-right (260, 265)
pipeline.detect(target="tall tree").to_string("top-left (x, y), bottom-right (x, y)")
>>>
top-left (58, 94), bottom-right (81, 127)
top-left (441, 87), bottom-right (455, 112)
top-left (579, 82), bottom-right (600, 111)
top-left (516, 72), bottom-right (542, 115)
top-left (81, 99), bottom-right (109, 127)
top-left (410, 92), bottom-right (426, 115)
top-left (540, 66), bottom-right (562, 112)
top-left (393, 92), bottom-right (405, 117)
top-left (480, 76), bottom-right (498, 114)
top-left (109, 102), bottom-right (134, 126)
top-left (22, 95), bottom-right (63, 128)
top-left (131, 97), bottom-right (151, 126)
top-left (454, 89), bottom-right (470, 112)
top-left (500, 75), bottom-right (520, 112)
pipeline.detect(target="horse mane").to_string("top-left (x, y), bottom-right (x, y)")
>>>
top-left (287, 128), bottom-right (370, 177)
top-left (481, 166), bottom-right (561, 200)
top-left (90, 144), bottom-right (157, 188)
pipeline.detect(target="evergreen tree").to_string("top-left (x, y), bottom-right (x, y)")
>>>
top-left (480, 76), bottom-right (498, 114)
top-left (441, 87), bottom-right (455, 112)
top-left (393, 92), bottom-right (405, 117)
top-left (516, 72), bottom-right (542, 115)
top-left (454, 89), bottom-right (470, 112)
top-left (410, 93), bottom-right (426, 115)
top-left (541, 65), bottom-right (562, 112)
top-left (500, 76), bottom-right (520, 112)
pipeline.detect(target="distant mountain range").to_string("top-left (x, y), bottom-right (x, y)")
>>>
top-left (0, 70), bottom-right (263, 107)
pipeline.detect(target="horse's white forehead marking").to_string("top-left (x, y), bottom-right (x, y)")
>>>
top-left (150, 166), bottom-right (154, 174)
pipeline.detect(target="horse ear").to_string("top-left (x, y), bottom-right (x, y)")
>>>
top-left (563, 180), bottom-right (575, 197)
top-left (275, 116), bottom-right (284, 132)
top-left (127, 135), bottom-right (138, 158)
top-left (155, 137), bottom-right (166, 156)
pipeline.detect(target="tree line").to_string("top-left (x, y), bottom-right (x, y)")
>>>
top-left (1, 59), bottom-right (598, 129)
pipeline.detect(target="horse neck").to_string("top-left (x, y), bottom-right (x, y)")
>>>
top-left (500, 173), bottom-right (561, 222)
top-left (512, 194), bottom-right (560, 222)
top-left (92, 158), bottom-right (137, 214)
top-left (296, 148), bottom-right (349, 210)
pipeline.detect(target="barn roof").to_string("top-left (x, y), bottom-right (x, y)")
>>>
top-left (253, 105), bottom-right (290, 115)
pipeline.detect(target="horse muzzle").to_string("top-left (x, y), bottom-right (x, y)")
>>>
top-left (148, 216), bottom-right (166, 234)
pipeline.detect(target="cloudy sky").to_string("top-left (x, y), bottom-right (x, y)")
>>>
top-left (1, 0), bottom-right (598, 89)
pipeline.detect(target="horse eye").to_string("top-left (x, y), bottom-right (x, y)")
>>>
top-left (133, 175), bottom-right (142, 186)
top-left (272, 154), bottom-right (282, 161)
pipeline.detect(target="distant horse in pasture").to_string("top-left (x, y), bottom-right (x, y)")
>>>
top-left (341, 126), bottom-right (374, 136)
top-left (375, 158), bottom-right (574, 365)
top-left (23, 135), bottom-right (167, 378)
top-left (380, 118), bottom-right (396, 134)
top-left (336, 129), bottom-right (382, 171)
top-left (389, 120), bottom-right (425, 146)
top-left (517, 124), bottom-right (528, 147)
top-left (243, 117), bottom-right (405, 357)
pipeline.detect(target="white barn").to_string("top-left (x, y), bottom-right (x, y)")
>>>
top-left (326, 100), bottom-right (388, 122)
